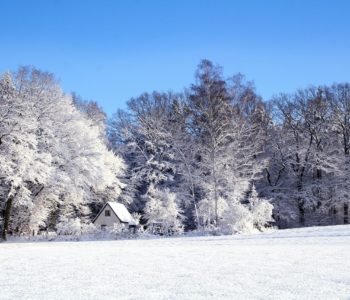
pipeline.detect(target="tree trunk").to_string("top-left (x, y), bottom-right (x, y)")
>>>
top-left (1, 196), bottom-right (13, 241)
top-left (296, 166), bottom-right (306, 227)
top-left (298, 200), bottom-right (305, 227)
top-left (211, 151), bottom-right (219, 225)
top-left (344, 203), bottom-right (349, 224)
top-left (213, 171), bottom-right (218, 225)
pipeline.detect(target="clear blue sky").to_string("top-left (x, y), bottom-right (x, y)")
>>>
top-left (1, 0), bottom-right (349, 115)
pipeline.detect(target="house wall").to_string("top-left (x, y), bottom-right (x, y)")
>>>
top-left (94, 204), bottom-right (122, 228)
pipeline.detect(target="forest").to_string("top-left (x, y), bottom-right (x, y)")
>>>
top-left (1, 60), bottom-right (349, 240)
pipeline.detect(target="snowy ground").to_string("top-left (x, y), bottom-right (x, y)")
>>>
top-left (1, 225), bottom-right (350, 300)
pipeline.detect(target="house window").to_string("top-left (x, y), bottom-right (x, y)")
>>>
top-left (105, 210), bottom-right (111, 217)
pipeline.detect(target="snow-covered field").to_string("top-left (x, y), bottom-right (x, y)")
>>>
top-left (1, 225), bottom-right (350, 300)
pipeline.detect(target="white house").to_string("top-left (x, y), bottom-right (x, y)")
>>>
top-left (93, 202), bottom-right (136, 230)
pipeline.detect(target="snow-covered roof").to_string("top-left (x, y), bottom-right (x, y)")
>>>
top-left (107, 202), bottom-right (134, 223)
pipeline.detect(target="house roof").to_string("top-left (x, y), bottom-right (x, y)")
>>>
top-left (93, 202), bottom-right (135, 224)
top-left (107, 202), bottom-right (133, 223)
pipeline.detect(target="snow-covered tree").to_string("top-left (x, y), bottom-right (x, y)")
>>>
top-left (72, 92), bottom-right (107, 141)
top-left (143, 185), bottom-right (183, 234)
top-left (0, 70), bottom-right (52, 239)
top-left (187, 61), bottom-right (268, 227)
top-left (221, 185), bottom-right (273, 234)
top-left (109, 92), bottom-right (182, 215)
top-left (248, 185), bottom-right (273, 230)
top-left (187, 60), bottom-right (233, 225)
top-left (326, 84), bottom-right (350, 223)
top-left (0, 67), bottom-right (125, 239)
top-left (264, 86), bottom-right (344, 227)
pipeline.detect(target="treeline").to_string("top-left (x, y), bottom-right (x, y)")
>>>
top-left (1, 61), bottom-right (349, 239)
top-left (109, 60), bottom-right (350, 231)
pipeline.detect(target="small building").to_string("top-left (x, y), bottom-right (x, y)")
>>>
top-left (93, 202), bottom-right (136, 231)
